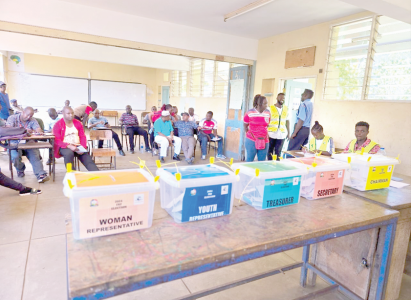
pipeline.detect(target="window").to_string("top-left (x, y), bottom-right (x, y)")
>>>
top-left (171, 70), bottom-right (187, 97)
top-left (324, 16), bottom-right (411, 101)
top-left (189, 59), bottom-right (230, 98)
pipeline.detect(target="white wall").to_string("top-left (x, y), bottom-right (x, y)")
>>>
top-left (0, 0), bottom-right (259, 60)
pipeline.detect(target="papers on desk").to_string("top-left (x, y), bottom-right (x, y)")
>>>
top-left (389, 180), bottom-right (410, 189)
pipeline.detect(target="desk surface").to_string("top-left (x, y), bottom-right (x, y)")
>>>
top-left (66, 194), bottom-right (398, 299)
top-left (7, 134), bottom-right (55, 140)
top-left (344, 175), bottom-right (411, 210)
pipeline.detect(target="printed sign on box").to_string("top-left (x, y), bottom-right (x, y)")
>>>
top-left (262, 176), bottom-right (301, 209)
top-left (181, 183), bottom-right (232, 222)
top-left (365, 165), bottom-right (393, 190)
top-left (79, 192), bottom-right (150, 239)
top-left (313, 170), bottom-right (345, 199)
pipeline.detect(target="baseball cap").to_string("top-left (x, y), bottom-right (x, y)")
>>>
top-left (161, 110), bottom-right (170, 117)
top-left (0, 81), bottom-right (5, 86)
top-left (181, 112), bottom-right (189, 116)
top-left (10, 99), bottom-right (17, 103)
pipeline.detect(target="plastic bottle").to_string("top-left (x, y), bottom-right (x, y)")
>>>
top-left (377, 147), bottom-right (386, 156)
top-left (140, 143), bottom-right (144, 153)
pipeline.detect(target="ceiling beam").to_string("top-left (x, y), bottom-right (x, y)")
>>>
top-left (224, 0), bottom-right (276, 22)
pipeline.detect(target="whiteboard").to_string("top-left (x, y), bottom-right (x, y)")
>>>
top-left (7, 73), bottom-right (89, 108)
top-left (90, 80), bottom-right (146, 110)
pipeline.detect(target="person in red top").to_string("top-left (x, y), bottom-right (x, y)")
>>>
top-left (244, 94), bottom-right (270, 162)
top-left (53, 107), bottom-right (99, 171)
top-left (198, 111), bottom-right (226, 160)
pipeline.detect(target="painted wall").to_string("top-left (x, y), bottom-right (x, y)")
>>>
top-left (254, 12), bottom-right (411, 176)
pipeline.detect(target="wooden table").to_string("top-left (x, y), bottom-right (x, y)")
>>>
top-left (66, 194), bottom-right (398, 300)
top-left (4, 135), bottom-right (56, 181)
top-left (343, 175), bottom-right (411, 300)
top-left (284, 148), bottom-right (344, 158)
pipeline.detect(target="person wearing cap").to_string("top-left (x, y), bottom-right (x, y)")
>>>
top-left (10, 99), bottom-right (24, 114)
top-left (0, 81), bottom-right (11, 121)
top-left (174, 112), bottom-right (201, 164)
top-left (153, 110), bottom-right (182, 163)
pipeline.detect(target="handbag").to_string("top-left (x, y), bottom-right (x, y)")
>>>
top-left (0, 127), bottom-right (27, 150)
top-left (250, 132), bottom-right (267, 150)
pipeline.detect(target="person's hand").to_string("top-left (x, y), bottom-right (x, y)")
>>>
top-left (206, 134), bottom-right (211, 141)
top-left (291, 132), bottom-right (297, 139)
top-left (167, 137), bottom-right (173, 144)
top-left (100, 121), bottom-right (105, 125)
top-left (302, 146), bottom-right (307, 153)
top-left (197, 126), bottom-right (202, 130)
top-left (67, 144), bottom-right (78, 152)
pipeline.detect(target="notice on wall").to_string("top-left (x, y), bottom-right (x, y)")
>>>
top-left (8, 52), bottom-right (25, 72)
top-left (229, 79), bottom-right (244, 110)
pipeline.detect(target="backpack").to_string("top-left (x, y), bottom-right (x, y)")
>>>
top-left (0, 127), bottom-right (27, 149)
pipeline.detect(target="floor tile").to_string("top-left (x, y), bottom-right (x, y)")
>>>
top-left (0, 200), bottom-right (36, 245)
top-left (284, 247), bottom-right (303, 262)
top-left (22, 235), bottom-right (67, 300)
top-left (398, 274), bottom-right (411, 300)
top-left (0, 241), bottom-right (29, 300)
top-left (31, 198), bottom-right (70, 239)
top-left (111, 280), bottom-right (190, 300)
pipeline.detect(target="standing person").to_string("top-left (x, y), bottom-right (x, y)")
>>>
top-left (244, 95), bottom-right (270, 162)
top-left (174, 112), bottom-right (200, 164)
top-left (302, 121), bottom-right (334, 156)
top-left (0, 81), bottom-right (11, 121)
top-left (58, 100), bottom-right (71, 114)
top-left (188, 107), bottom-right (200, 123)
top-left (10, 99), bottom-right (24, 114)
top-left (154, 111), bottom-right (181, 163)
top-left (119, 105), bottom-right (150, 154)
top-left (53, 107), bottom-right (99, 171)
top-left (198, 111), bottom-right (226, 160)
top-left (73, 101), bottom-right (97, 126)
top-left (287, 89), bottom-right (314, 152)
top-left (267, 93), bottom-right (289, 160)
top-left (5, 107), bottom-right (50, 182)
top-left (88, 109), bottom-right (125, 156)
top-left (344, 121), bottom-right (380, 154)
top-left (44, 108), bottom-right (61, 132)
top-left (0, 170), bottom-right (42, 196)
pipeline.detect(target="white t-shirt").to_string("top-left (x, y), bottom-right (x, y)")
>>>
top-left (189, 114), bottom-right (200, 122)
top-left (64, 125), bottom-right (80, 144)
top-left (268, 106), bottom-right (288, 140)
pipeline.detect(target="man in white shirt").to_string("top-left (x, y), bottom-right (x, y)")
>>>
top-left (44, 108), bottom-right (61, 132)
top-left (188, 108), bottom-right (199, 123)
top-left (267, 93), bottom-right (289, 160)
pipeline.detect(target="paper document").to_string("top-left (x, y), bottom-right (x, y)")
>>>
top-left (229, 79), bottom-right (244, 109)
top-left (211, 137), bottom-right (221, 141)
top-left (389, 181), bottom-right (410, 189)
top-left (76, 146), bottom-right (88, 153)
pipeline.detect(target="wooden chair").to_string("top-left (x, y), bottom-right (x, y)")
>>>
top-left (120, 124), bottom-right (141, 152)
top-left (89, 130), bottom-right (116, 169)
top-left (151, 140), bottom-right (174, 159)
top-left (101, 111), bottom-right (118, 127)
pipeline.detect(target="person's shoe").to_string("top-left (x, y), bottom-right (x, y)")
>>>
top-left (186, 158), bottom-right (193, 165)
top-left (119, 150), bottom-right (125, 156)
top-left (38, 174), bottom-right (50, 183)
top-left (153, 149), bottom-right (158, 155)
top-left (216, 154), bottom-right (227, 159)
top-left (160, 156), bottom-right (165, 163)
top-left (17, 171), bottom-right (25, 178)
top-left (130, 150), bottom-right (135, 154)
top-left (191, 157), bottom-right (195, 163)
top-left (201, 155), bottom-right (206, 160)
top-left (173, 154), bottom-right (181, 161)
top-left (145, 148), bottom-right (152, 153)
top-left (46, 159), bottom-right (55, 165)
top-left (19, 187), bottom-right (42, 196)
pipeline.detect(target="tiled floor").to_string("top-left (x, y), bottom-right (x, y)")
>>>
top-left (0, 138), bottom-right (410, 300)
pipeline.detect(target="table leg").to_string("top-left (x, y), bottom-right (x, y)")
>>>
top-left (8, 140), bottom-right (13, 179)
top-left (48, 145), bottom-right (52, 178)
top-left (52, 139), bottom-right (55, 182)
top-left (300, 245), bottom-right (310, 288)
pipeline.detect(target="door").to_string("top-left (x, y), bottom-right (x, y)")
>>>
top-left (282, 80), bottom-right (312, 150)
top-left (161, 86), bottom-right (170, 105)
top-left (224, 66), bottom-right (250, 160)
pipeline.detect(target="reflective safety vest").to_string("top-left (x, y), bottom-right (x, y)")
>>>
top-left (268, 105), bottom-right (288, 133)
top-left (348, 139), bottom-right (378, 153)
top-left (309, 136), bottom-right (331, 151)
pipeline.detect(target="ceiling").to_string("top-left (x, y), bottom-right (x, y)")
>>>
top-left (60, 0), bottom-right (364, 39)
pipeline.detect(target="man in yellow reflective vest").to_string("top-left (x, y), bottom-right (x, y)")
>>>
top-left (267, 93), bottom-right (289, 160)
top-left (344, 121), bottom-right (380, 154)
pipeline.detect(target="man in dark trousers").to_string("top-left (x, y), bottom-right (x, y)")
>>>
top-left (287, 89), bottom-right (314, 151)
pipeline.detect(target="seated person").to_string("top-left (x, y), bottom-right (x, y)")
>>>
top-left (119, 105), bottom-right (151, 154)
top-left (53, 107), bottom-right (99, 171)
top-left (5, 107), bottom-right (50, 182)
top-left (302, 121), bottom-right (334, 156)
top-left (172, 106), bottom-right (181, 121)
top-left (73, 101), bottom-right (97, 126)
top-left (0, 170), bottom-right (42, 196)
top-left (188, 107), bottom-right (200, 123)
top-left (88, 109), bottom-right (125, 156)
top-left (154, 111), bottom-right (182, 163)
top-left (44, 108), bottom-right (61, 132)
top-left (198, 111), bottom-right (226, 160)
top-left (174, 112), bottom-right (200, 164)
top-left (10, 99), bottom-right (24, 114)
top-left (344, 121), bottom-right (380, 154)
top-left (0, 102), bottom-right (5, 127)
top-left (144, 106), bottom-right (157, 130)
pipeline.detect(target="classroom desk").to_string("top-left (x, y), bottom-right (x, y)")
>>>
top-left (343, 175), bottom-right (411, 300)
top-left (4, 135), bottom-right (56, 182)
top-left (284, 148), bottom-right (344, 158)
top-left (66, 194), bottom-right (398, 300)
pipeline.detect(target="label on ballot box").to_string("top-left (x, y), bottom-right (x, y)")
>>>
top-left (78, 191), bottom-right (150, 239)
top-left (262, 176), bottom-right (301, 209)
top-left (181, 183), bottom-right (232, 222)
top-left (313, 170), bottom-right (345, 198)
top-left (365, 165), bottom-right (393, 190)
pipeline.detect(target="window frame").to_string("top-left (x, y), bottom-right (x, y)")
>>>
top-left (322, 15), bottom-right (411, 103)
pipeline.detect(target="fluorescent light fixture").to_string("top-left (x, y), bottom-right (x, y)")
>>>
top-left (224, 0), bottom-right (276, 22)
